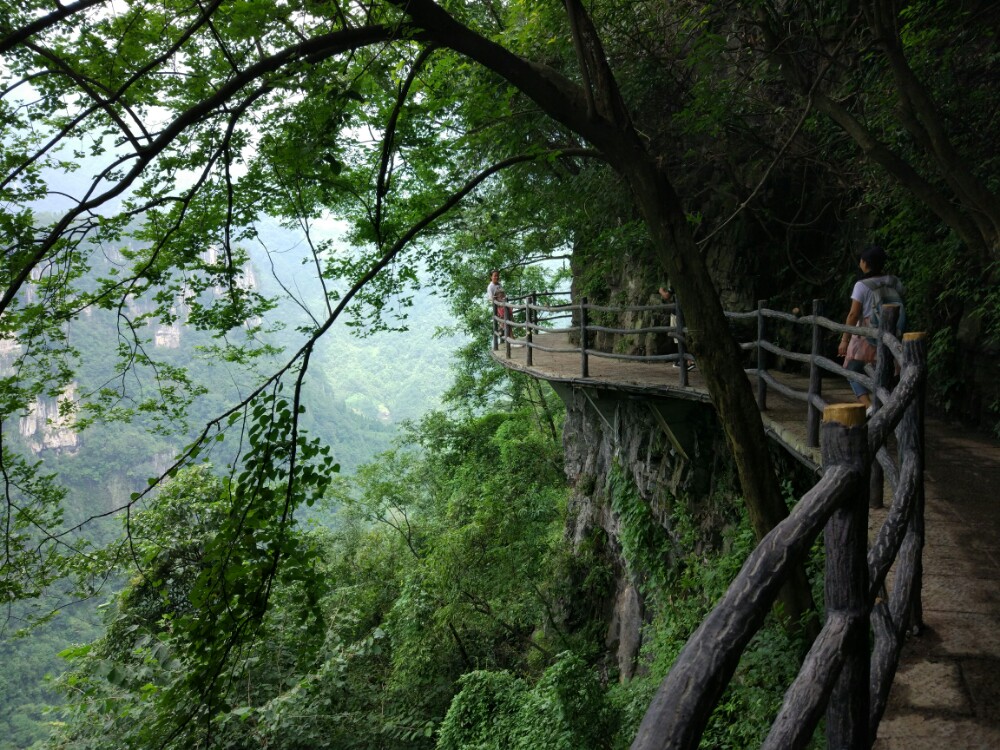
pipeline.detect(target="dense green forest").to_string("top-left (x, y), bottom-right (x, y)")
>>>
top-left (3, 1), bottom-right (999, 748)
top-left (0, 220), bottom-right (463, 748)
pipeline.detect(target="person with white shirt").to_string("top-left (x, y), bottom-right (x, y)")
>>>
top-left (486, 270), bottom-right (513, 338)
top-left (837, 244), bottom-right (905, 414)
top-left (486, 269), bottom-right (502, 304)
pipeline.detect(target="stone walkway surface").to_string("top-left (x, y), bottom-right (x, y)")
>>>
top-left (493, 332), bottom-right (1000, 747)
top-left (873, 418), bottom-right (1000, 749)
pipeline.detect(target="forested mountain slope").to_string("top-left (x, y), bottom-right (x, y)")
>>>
top-left (0, 220), bottom-right (462, 749)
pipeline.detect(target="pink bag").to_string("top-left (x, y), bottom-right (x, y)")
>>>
top-left (845, 332), bottom-right (877, 363)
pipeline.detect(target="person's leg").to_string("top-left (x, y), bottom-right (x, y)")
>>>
top-left (846, 359), bottom-right (873, 408)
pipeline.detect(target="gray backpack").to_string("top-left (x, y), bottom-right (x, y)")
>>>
top-left (862, 277), bottom-right (906, 346)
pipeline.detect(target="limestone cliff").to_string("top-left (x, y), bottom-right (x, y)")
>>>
top-left (124, 246), bottom-right (261, 349)
top-left (19, 382), bottom-right (80, 455)
top-left (556, 384), bottom-right (731, 681)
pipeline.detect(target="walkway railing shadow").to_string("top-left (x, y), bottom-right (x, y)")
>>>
top-left (492, 293), bottom-right (927, 750)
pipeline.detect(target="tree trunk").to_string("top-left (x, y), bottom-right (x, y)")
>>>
top-left (757, 4), bottom-right (1000, 266)
top-left (390, 0), bottom-right (816, 627)
top-left (622, 157), bottom-right (815, 629)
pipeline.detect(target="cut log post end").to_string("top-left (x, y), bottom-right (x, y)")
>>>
top-left (824, 403), bottom-right (867, 427)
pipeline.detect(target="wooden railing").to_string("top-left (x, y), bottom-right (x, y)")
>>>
top-left (491, 294), bottom-right (926, 749)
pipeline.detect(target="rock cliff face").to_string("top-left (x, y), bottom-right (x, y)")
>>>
top-left (19, 382), bottom-right (80, 455)
top-left (155, 310), bottom-right (183, 348)
top-left (555, 248), bottom-right (748, 680)
top-left (0, 335), bottom-right (80, 454)
top-left (557, 385), bottom-right (730, 681)
top-left (126, 247), bottom-right (260, 350)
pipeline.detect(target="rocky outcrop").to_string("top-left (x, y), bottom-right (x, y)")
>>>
top-left (559, 386), bottom-right (726, 681)
top-left (0, 335), bottom-right (20, 368)
top-left (19, 382), bottom-right (80, 454)
top-left (154, 308), bottom-right (182, 349)
top-left (123, 246), bottom-right (260, 348)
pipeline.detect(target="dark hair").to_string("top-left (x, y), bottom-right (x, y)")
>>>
top-left (860, 244), bottom-right (887, 274)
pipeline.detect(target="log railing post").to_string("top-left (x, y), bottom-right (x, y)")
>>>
top-left (869, 305), bottom-right (900, 508)
top-left (822, 403), bottom-right (871, 750)
top-left (675, 301), bottom-right (688, 388)
top-left (807, 299), bottom-right (823, 448)
top-left (505, 300), bottom-right (512, 359)
top-left (492, 302), bottom-right (499, 351)
top-left (757, 299), bottom-right (768, 410)
top-left (901, 332), bottom-right (928, 633)
top-left (580, 297), bottom-right (589, 377)
top-left (526, 292), bottom-right (535, 367)
top-left (871, 305), bottom-right (900, 415)
top-left (868, 331), bottom-right (928, 731)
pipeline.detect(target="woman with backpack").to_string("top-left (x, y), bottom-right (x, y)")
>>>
top-left (837, 244), bottom-right (906, 416)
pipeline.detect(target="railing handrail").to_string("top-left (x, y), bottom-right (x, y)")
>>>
top-left (492, 294), bottom-right (903, 426)
top-left (489, 292), bottom-right (926, 750)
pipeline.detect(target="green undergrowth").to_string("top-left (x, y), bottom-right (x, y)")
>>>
top-left (605, 464), bottom-right (824, 749)
top-left (437, 651), bottom-right (617, 750)
top-left (438, 463), bottom-right (825, 749)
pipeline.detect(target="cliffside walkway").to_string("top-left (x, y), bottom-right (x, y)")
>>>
top-left (873, 418), bottom-right (1000, 749)
top-left (490, 302), bottom-right (1000, 748)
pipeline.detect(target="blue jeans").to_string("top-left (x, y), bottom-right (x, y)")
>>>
top-left (846, 359), bottom-right (869, 398)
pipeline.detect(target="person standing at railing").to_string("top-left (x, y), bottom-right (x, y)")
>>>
top-left (487, 269), bottom-right (514, 339)
top-left (487, 269), bottom-right (502, 304)
top-left (659, 285), bottom-right (693, 370)
top-left (837, 244), bottom-right (905, 416)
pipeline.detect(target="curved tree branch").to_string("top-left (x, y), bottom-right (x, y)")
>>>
top-left (868, 0), bottom-right (1000, 248)
top-left (0, 24), bottom-right (401, 320)
top-left (375, 44), bottom-right (438, 246)
top-left (0, 0), bottom-right (106, 54)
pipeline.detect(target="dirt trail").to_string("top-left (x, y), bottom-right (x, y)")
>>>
top-left (874, 417), bottom-right (1000, 749)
